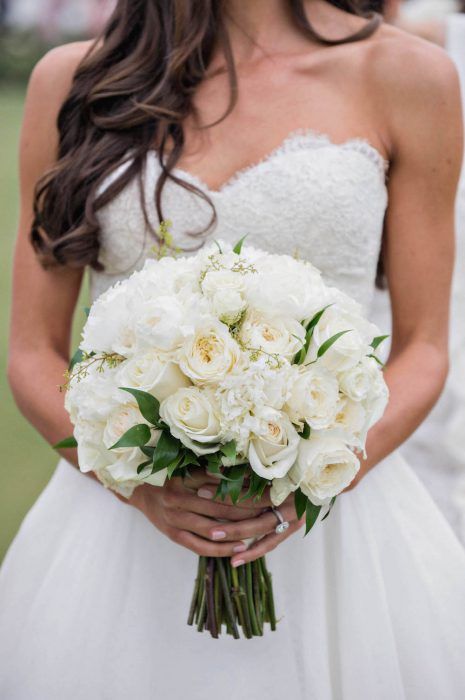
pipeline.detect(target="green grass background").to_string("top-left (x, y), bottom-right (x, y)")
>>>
top-left (0, 85), bottom-right (87, 561)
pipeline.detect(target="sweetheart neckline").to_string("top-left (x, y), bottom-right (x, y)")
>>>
top-left (145, 127), bottom-right (389, 195)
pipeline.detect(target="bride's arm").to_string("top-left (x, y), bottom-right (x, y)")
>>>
top-left (8, 46), bottom-right (275, 559)
top-left (8, 44), bottom-right (94, 468)
top-left (349, 38), bottom-right (463, 488)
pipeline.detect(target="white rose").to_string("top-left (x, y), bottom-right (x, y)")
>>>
top-left (307, 307), bottom-right (372, 372)
top-left (245, 254), bottom-right (325, 320)
top-left (160, 386), bottom-right (223, 455)
top-left (80, 281), bottom-right (136, 356)
top-left (211, 289), bottom-right (246, 326)
top-left (201, 268), bottom-right (247, 297)
top-left (179, 319), bottom-right (242, 385)
top-left (248, 408), bottom-right (300, 479)
top-left (338, 358), bottom-right (374, 401)
top-left (65, 364), bottom-right (121, 423)
top-left (134, 296), bottom-right (187, 354)
top-left (102, 402), bottom-right (153, 450)
top-left (270, 475), bottom-right (297, 507)
top-left (286, 365), bottom-right (340, 430)
top-left (75, 420), bottom-right (114, 474)
top-left (362, 358), bottom-right (390, 433)
top-left (215, 359), bottom-right (295, 456)
top-left (290, 436), bottom-right (360, 505)
top-left (239, 309), bottom-right (306, 361)
top-left (75, 417), bottom-right (167, 495)
top-left (332, 397), bottom-right (367, 445)
top-left (116, 351), bottom-right (190, 401)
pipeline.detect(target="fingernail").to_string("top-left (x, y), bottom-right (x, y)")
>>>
top-left (233, 544), bottom-right (248, 553)
top-left (198, 488), bottom-right (214, 500)
top-left (211, 530), bottom-right (226, 540)
top-left (232, 559), bottom-right (245, 568)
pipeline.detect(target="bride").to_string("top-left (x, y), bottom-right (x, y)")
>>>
top-left (1, 1), bottom-right (465, 698)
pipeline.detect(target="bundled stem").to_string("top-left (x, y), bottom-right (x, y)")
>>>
top-left (187, 555), bottom-right (277, 639)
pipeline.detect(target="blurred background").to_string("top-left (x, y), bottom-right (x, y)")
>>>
top-left (0, 0), bottom-right (115, 560)
top-left (0, 0), bottom-right (464, 561)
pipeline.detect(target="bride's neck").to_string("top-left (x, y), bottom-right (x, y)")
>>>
top-left (222, 0), bottom-right (308, 57)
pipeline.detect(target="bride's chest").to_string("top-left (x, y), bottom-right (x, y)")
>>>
top-left (94, 132), bottom-right (388, 307)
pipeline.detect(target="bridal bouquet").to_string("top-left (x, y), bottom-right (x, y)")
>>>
top-left (57, 237), bottom-right (389, 639)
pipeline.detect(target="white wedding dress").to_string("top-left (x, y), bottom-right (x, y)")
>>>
top-left (1, 129), bottom-right (465, 700)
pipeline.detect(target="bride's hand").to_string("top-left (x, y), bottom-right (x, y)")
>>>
top-left (127, 470), bottom-right (303, 565)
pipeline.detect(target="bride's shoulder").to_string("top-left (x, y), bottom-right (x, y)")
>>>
top-left (27, 39), bottom-right (95, 108)
top-left (365, 24), bottom-right (459, 108)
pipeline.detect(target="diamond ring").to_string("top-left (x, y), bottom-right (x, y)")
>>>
top-left (271, 507), bottom-right (290, 535)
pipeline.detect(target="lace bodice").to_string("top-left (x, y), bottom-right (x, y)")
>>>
top-left (92, 129), bottom-right (389, 311)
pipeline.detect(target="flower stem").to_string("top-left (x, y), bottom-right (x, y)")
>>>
top-left (245, 562), bottom-right (261, 636)
top-left (217, 558), bottom-right (240, 639)
top-left (231, 565), bottom-right (252, 638)
top-left (205, 558), bottom-right (218, 638)
top-left (260, 557), bottom-right (277, 631)
top-left (187, 557), bottom-right (202, 626)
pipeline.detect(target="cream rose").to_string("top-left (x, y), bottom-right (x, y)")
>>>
top-left (102, 402), bottom-right (154, 451)
top-left (239, 309), bottom-right (305, 361)
top-left (179, 319), bottom-right (242, 385)
top-left (307, 307), bottom-right (372, 373)
top-left (201, 268), bottom-right (247, 297)
top-left (270, 475), bottom-right (297, 507)
top-left (211, 289), bottom-right (246, 326)
top-left (338, 359), bottom-right (373, 402)
top-left (134, 296), bottom-right (187, 354)
top-left (290, 436), bottom-right (360, 505)
top-left (286, 365), bottom-right (340, 430)
top-left (248, 408), bottom-right (300, 479)
top-left (116, 351), bottom-right (190, 401)
top-left (160, 386), bottom-right (223, 455)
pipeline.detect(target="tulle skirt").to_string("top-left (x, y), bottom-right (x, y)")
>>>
top-left (1, 453), bottom-right (465, 700)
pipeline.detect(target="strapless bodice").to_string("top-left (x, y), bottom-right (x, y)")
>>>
top-left (92, 129), bottom-right (388, 311)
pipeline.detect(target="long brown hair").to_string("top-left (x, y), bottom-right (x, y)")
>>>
top-left (31, 0), bottom-right (381, 271)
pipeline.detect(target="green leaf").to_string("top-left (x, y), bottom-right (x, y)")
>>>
top-left (68, 349), bottom-right (84, 372)
top-left (119, 387), bottom-right (160, 425)
top-left (317, 330), bottom-right (351, 359)
top-left (293, 305), bottom-right (333, 365)
top-left (140, 445), bottom-right (155, 459)
top-left (299, 422), bottom-right (311, 440)
top-left (305, 305), bottom-right (332, 334)
top-left (305, 500), bottom-right (321, 535)
top-left (221, 439), bottom-right (237, 464)
top-left (321, 496), bottom-right (337, 522)
top-left (240, 472), bottom-right (267, 502)
top-left (367, 353), bottom-right (385, 367)
top-left (370, 334), bottom-right (389, 351)
top-left (179, 451), bottom-right (200, 469)
top-left (166, 454), bottom-right (184, 478)
top-left (53, 436), bottom-right (78, 449)
top-left (233, 235), bottom-right (248, 254)
top-left (227, 464), bottom-right (247, 504)
top-left (294, 488), bottom-right (308, 520)
top-left (109, 423), bottom-right (151, 450)
top-left (151, 430), bottom-right (180, 473)
top-left (84, 306), bottom-right (91, 317)
top-left (137, 459), bottom-right (152, 475)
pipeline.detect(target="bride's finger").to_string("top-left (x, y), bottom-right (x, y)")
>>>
top-left (230, 517), bottom-right (305, 567)
top-left (170, 527), bottom-right (249, 558)
top-left (203, 502), bottom-right (298, 543)
top-left (194, 484), bottom-right (274, 510)
top-left (181, 470), bottom-right (222, 490)
top-left (163, 490), bottom-right (264, 521)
